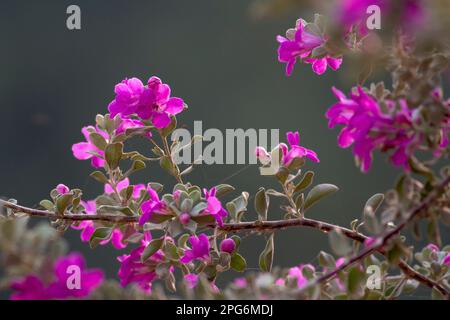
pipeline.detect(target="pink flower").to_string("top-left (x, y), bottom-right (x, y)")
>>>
top-left (71, 200), bottom-right (127, 249)
top-left (115, 117), bottom-right (150, 137)
top-left (104, 177), bottom-right (146, 199)
top-left (179, 213), bottom-right (191, 225)
top-left (288, 264), bottom-right (313, 288)
top-left (426, 243), bottom-right (440, 252)
top-left (277, 19), bottom-right (342, 76)
top-left (280, 131), bottom-right (319, 166)
top-left (336, 0), bottom-right (425, 33)
top-left (203, 187), bottom-right (228, 227)
top-left (108, 76), bottom-right (185, 129)
top-left (180, 234), bottom-right (210, 264)
top-left (72, 126), bottom-right (108, 168)
top-left (326, 86), bottom-right (429, 172)
top-left (275, 278), bottom-right (286, 286)
top-left (220, 238), bottom-right (236, 254)
top-left (10, 253), bottom-right (103, 300)
top-left (233, 277), bottom-right (247, 288)
top-left (443, 253), bottom-right (450, 266)
top-left (139, 185), bottom-right (166, 226)
top-left (277, 19), bottom-right (324, 76)
top-left (184, 274), bottom-right (199, 289)
top-left (117, 232), bottom-right (168, 293)
top-left (304, 56), bottom-right (343, 75)
top-left (255, 146), bottom-right (271, 164)
top-left (56, 184), bottom-right (69, 195)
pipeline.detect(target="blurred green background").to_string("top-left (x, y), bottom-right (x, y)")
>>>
top-left (0, 0), bottom-right (446, 297)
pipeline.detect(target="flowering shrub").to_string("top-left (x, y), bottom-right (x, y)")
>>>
top-left (0, 0), bottom-right (449, 300)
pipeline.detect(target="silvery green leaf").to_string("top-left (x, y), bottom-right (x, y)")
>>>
top-left (259, 234), bottom-right (274, 272)
top-left (214, 184), bottom-right (235, 198)
top-left (254, 188), bottom-right (269, 221)
top-left (90, 171), bottom-right (109, 184)
top-left (230, 253), bottom-right (246, 272)
top-left (141, 238), bottom-right (163, 262)
top-left (329, 229), bottom-right (352, 256)
top-left (105, 142), bottom-right (123, 170)
top-left (294, 171), bottom-right (314, 193)
top-left (303, 184), bottom-right (339, 211)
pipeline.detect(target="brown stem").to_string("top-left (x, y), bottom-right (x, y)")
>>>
top-left (1, 175), bottom-right (448, 297)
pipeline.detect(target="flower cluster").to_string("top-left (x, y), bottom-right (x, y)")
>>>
top-left (108, 76), bottom-right (185, 129)
top-left (10, 253), bottom-right (103, 300)
top-left (326, 86), bottom-right (449, 172)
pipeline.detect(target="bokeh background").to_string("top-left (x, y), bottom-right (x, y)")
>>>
top-left (0, 0), bottom-right (447, 298)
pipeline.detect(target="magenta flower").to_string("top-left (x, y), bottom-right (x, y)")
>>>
top-left (255, 131), bottom-right (319, 168)
top-left (72, 126), bottom-right (108, 168)
top-left (277, 19), bottom-right (324, 76)
top-left (115, 117), bottom-right (150, 137)
top-left (444, 253), bottom-right (450, 266)
top-left (220, 238), bottom-right (236, 254)
top-left (255, 146), bottom-right (271, 164)
top-left (426, 243), bottom-right (440, 252)
top-left (117, 232), bottom-right (169, 293)
top-left (184, 273), bottom-right (199, 289)
top-left (104, 177), bottom-right (146, 199)
top-left (56, 184), bottom-right (69, 195)
top-left (288, 264), bottom-right (314, 288)
top-left (277, 19), bottom-right (342, 76)
top-left (180, 234), bottom-right (210, 264)
top-left (304, 56), bottom-right (343, 75)
top-left (233, 277), bottom-right (247, 288)
top-left (108, 76), bottom-right (185, 129)
top-left (326, 86), bottom-right (426, 172)
top-left (10, 253), bottom-right (103, 300)
top-left (71, 200), bottom-right (127, 249)
top-left (139, 185), bottom-right (166, 226)
top-left (203, 187), bottom-right (228, 227)
top-left (336, 0), bottom-right (425, 33)
top-left (280, 131), bottom-right (320, 166)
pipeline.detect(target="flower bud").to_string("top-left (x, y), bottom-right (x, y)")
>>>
top-left (220, 238), bottom-right (236, 254)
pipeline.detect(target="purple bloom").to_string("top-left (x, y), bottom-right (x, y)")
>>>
top-left (72, 126), bottom-right (108, 168)
top-left (277, 19), bottom-right (324, 76)
top-left (10, 253), bottom-right (103, 300)
top-left (326, 86), bottom-right (424, 172)
top-left (117, 232), bottom-right (169, 293)
top-left (220, 238), bottom-right (236, 254)
top-left (184, 274), bottom-right (199, 289)
top-left (115, 117), bottom-right (150, 137)
top-left (280, 131), bottom-right (320, 166)
top-left (139, 185), bottom-right (166, 226)
top-left (426, 243), bottom-right (440, 252)
top-left (233, 277), bottom-right (247, 288)
top-left (288, 264), bottom-right (314, 288)
top-left (104, 177), bottom-right (146, 199)
top-left (304, 56), bottom-right (343, 75)
top-left (277, 19), bottom-right (342, 76)
top-left (203, 187), bottom-right (228, 227)
top-left (336, 0), bottom-right (426, 33)
top-left (444, 253), bottom-right (450, 267)
top-left (56, 184), bottom-right (69, 195)
top-left (180, 234), bottom-right (210, 264)
top-left (108, 76), bottom-right (185, 129)
top-left (71, 200), bottom-right (127, 249)
top-left (255, 131), bottom-right (319, 168)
